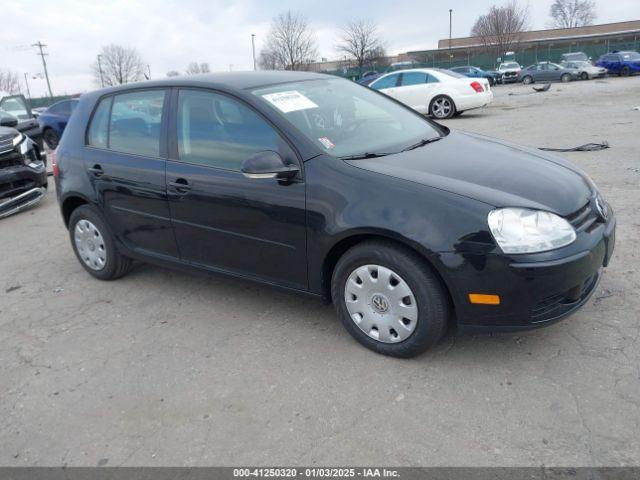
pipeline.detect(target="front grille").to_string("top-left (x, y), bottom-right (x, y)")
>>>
top-left (531, 272), bottom-right (599, 322)
top-left (0, 151), bottom-right (23, 170)
top-left (0, 135), bottom-right (13, 155)
top-left (0, 178), bottom-right (36, 199)
top-left (566, 202), bottom-right (599, 233)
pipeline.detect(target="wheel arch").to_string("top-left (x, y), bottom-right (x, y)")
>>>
top-left (320, 230), bottom-right (455, 311)
top-left (61, 193), bottom-right (92, 228)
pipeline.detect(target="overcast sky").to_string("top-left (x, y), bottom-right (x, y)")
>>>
top-left (2, 0), bottom-right (638, 97)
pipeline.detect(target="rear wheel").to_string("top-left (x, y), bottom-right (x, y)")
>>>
top-left (331, 241), bottom-right (450, 357)
top-left (69, 205), bottom-right (132, 280)
top-left (561, 73), bottom-right (571, 82)
top-left (581, 71), bottom-right (589, 80)
top-left (620, 66), bottom-right (631, 77)
top-left (43, 129), bottom-right (59, 149)
top-left (522, 75), bottom-right (533, 85)
top-left (429, 95), bottom-right (456, 119)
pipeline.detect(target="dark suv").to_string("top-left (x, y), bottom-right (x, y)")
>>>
top-left (55, 72), bottom-right (615, 357)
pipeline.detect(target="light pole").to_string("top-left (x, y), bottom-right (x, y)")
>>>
top-left (251, 34), bottom-right (257, 70)
top-left (97, 54), bottom-right (105, 87)
top-left (449, 9), bottom-right (453, 65)
top-left (23, 73), bottom-right (32, 100)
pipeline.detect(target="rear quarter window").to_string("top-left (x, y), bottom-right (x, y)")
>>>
top-left (87, 97), bottom-right (112, 149)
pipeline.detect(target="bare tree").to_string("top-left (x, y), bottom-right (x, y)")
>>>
top-left (185, 62), bottom-right (211, 75)
top-left (549, 0), bottom-right (596, 28)
top-left (336, 19), bottom-right (385, 72)
top-left (91, 44), bottom-right (146, 86)
top-left (166, 70), bottom-right (180, 77)
top-left (258, 49), bottom-right (282, 70)
top-left (471, 1), bottom-right (530, 64)
top-left (0, 69), bottom-right (21, 94)
top-left (261, 11), bottom-right (317, 71)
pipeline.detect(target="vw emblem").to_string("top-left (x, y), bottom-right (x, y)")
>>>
top-left (595, 195), bottom-right (608, 221)
top-left (371, 294), bottom-right (390, 314)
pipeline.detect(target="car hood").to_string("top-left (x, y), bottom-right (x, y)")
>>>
top-left (345, 130), bottom-right (594, 216)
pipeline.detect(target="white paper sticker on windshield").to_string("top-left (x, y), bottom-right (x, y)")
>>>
top-left (262, 90), bottom-right (318, 113)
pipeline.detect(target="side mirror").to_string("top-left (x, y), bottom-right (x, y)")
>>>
top-left (241, 151), bottom-right (300, 181)
top-left (0, 115), bottom-right (18, 128)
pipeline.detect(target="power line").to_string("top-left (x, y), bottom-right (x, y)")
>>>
top-left (32, 41), bottom-right (54, 97)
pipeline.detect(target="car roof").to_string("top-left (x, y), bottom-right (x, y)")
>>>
top-left (87, 71), bottom-right (331, 98)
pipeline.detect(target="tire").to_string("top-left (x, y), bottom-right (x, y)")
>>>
top-left (68, 205), bottom-right (132, 280)
top-left (620, 66), bottom-right (630, 77)
top-left (580, 71), bottom-right (589, 80)
top-left (561, 73), bottom-right (571, 82)
top-left (43, 128), bottom-right (59, 150)
top-left (429, 95), bottom-right (456, 119)
top-left (331, 241), bottom-right (450, 358)
top-left (522, 75), bottom-right (533, 85)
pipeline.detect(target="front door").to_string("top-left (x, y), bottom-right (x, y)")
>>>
top-left (165, 88), bottom-right (307, 290)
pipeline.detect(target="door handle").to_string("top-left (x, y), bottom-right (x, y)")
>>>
top-left (168, 178), bottom-right (192, 194)
top-left (87, 165), bottom-right (104, 177)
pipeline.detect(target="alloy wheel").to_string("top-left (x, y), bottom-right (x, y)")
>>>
top-left (74, 219), bottom-right (107, 270)
top-left (431, 97), bottom-right (452, 119)
top-left (344, 264), bottom-right (418, 343)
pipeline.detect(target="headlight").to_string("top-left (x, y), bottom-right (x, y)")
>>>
top-left (12, 132), bottom-right (24, 147)
top-left (488, 208), bottom-right (576, 254)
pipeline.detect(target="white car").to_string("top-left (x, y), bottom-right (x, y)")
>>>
top-left (369, 68), bottom-right (493, 119)
top-left (497, 62), bottom-right (522, 83)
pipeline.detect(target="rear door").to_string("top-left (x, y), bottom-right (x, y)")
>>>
top-left (84, 88), bottom-right (179, 258)
top-left (370, 73), bottom-right (401, 97)
top-left (165, 88), bottom-right (308, 289)
top-left (394, 71), bottom-right (433, 113)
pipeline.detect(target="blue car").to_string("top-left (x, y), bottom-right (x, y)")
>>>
top-left (450, 66), bottom-right (500, 86)
top-left (595, 51), bottom-right (640, 77)
top-left (38, 99), bottom-right (78, 149)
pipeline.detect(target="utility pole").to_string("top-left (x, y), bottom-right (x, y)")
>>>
top-left (449, 9), bottom-right (453, 65)
top-left (32, 41), bottom-right (54, 97)
top-left (97, 54), bottom-right (105, 87)
top-left (23, 73), bottom-right (32, 100)
top-left (251, 34), bottom-right (257, 70)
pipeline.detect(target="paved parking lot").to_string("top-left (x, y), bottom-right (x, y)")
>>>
top-left (1, 77), bottom-right (639, 467)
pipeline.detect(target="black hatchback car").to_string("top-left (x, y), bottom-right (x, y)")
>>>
top-left (54, 72), bottom-right (615, 357)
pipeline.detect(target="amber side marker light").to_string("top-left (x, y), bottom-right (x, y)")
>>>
top-left (469, 293), bottom-right (501, 305)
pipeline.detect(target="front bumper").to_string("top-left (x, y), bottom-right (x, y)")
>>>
top-left (0, 162), bottom-right (48, 218)
top-left (442, 212), bottom-right (616, 332)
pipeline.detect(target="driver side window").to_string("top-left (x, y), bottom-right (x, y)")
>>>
top-left (177, 90), bottom-right (280, 171)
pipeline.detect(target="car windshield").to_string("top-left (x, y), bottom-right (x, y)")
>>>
top-left (252, 78), bottom-right (443, 158)
top-left (622, 52), bottom-right (640, 60)
top-left (500, 63), bottom-right (519, 69)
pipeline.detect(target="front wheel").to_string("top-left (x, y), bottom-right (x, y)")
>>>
top-left (620, 66), bottom-right (630, 77)
top-left (581, 71), bottom-right (589, 80)
top-left (69, 205), bottom-right (133, 280)
top-left (429, 95), bottom-right (456, 119)
top-left (522, 75), bottom-right (533, 85)
top-left (561, 73), bottom-right (571, 82)
top-left (331, 241), bottom-right (450, 357)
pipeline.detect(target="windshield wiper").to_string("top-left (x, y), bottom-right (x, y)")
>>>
top-left (339, 152), bottom-right (393, 160)
top-left (401, 136), bottom-right (443, 152)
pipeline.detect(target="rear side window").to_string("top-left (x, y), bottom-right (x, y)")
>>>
top-left (400, 72), bottom-right (428, 86)
top-left (87, 97), bottom-right (112, 149)
top-left (109, 90), bottom-right (166, 157)
top-left (177, 89), bottom-right (279, 171)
